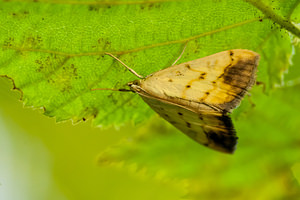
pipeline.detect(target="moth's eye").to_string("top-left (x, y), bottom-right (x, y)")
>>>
top-left (127, 80), bottom-right (139, 87)
top-left (132, 80), bottom-right (140, 85)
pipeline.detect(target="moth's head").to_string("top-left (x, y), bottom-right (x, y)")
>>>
top-left (127, 79), bottom-right (142, 92)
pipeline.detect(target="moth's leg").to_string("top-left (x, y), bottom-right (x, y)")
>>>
top-left (172, 43), bottom-right (188, 66)
top-left (246, 93), bottom-right (256, 108)
top-left (104, 52), bottom-right (144, 79)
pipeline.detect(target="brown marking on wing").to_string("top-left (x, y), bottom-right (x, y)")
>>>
top-left (182, 71), bottom-right (209, 99)
top-left (185, 63), bottom-right (205, 72)
top-left (186, 122), bottom-right (191, 128)
top-left (191, 113), bottom-right (237, 153)
top-left (199, 50), bottom-right (259, 112)
top-left (198, 72), bottom-right (207, 80)
top-left (164, 114), bottom-right (170, 118)
top-left (199, 114), bottom-right (204, 120)
top-left (198, 84), bottom-right (217, 102)
top-left (199, 51), bottom-right (235, 102)
top-left (217, 51), bottom-right (259, 111)
top-left (202, 113), bottom-right (237, 153)
top-left (204, 130), bottom-right (237, 153)
top-left (176, 71), bottom-right (184, 76)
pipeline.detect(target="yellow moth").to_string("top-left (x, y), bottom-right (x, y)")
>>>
top-left (95, 49), bottom-right (260, 153)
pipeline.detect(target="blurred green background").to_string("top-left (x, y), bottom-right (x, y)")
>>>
top-left (0, 77), bottom-right (186, 200)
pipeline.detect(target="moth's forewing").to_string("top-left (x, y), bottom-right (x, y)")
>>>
top-left (139, 94), bottom-right (237, 153)
top-left (140, 49), bottom-right (259, 112)
top-left (130, 49), bottom-right (259, 153)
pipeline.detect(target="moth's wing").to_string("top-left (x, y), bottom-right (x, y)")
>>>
top-left (140, 49), bottom-right (260, 112)
top-left (139, 94), bottom-right (238, 153)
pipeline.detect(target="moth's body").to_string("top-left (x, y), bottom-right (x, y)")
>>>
top-left (127, 49), bottom-right (260, 153)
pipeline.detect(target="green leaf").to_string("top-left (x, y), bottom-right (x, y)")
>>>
top-left (1, 0), bottom-right (299, 125)
top-left (283, 33), bottom-right (300, 86)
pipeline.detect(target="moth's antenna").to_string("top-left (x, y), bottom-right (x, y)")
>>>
top-left (105, 52), bottom-right (144, 79)
top-left (172, 43), bottom-right (188, 66)
top-left (91, 88), bottom-right (132, 92)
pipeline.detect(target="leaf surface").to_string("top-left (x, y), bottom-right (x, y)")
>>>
top-left (1, 0), bottom-right (299, 125)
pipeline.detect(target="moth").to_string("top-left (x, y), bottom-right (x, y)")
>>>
top-left (94, 49), bottom-right (260, 153)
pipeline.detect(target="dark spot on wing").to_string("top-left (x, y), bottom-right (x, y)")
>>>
top-left (216, 115), bottom-right (234, 129)
top-left (168, 79), bottom-right (173, 82)
top-left (185, 64), bottom-right (191, 69)
top-left (178, 112), bottom-right (183, 116)
top-left (176, 71), bottom-right (184, 76)
top-left (199, 72), bottom-right (207, 80)
top-left (186, 85), bottom-right (191, 88)
top-left (206, 130), bottom-right (237, 153)
top-left (186, 122), bottom-right (191, 128)
top-left (205, 92), bottom-right (210, 95)
top-left (199, 115), bottom-right (203, 120)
